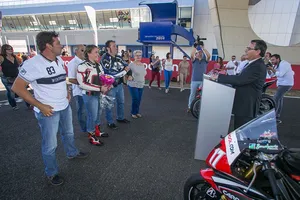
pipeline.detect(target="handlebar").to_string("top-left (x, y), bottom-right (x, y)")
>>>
top-left (263, 162), bottom-right (282, 200)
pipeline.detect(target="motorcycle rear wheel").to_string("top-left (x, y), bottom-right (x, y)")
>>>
top-left (184, 173), bottom-right (218, 200)
top-left (191, 97), bottom-right (201, 119)
top-left (259, 94), bottom-right (275, 115)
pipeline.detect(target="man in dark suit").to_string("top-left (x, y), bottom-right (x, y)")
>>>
top-left (210, 40), bottom-right (267, 129)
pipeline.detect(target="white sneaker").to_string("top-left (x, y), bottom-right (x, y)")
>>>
top-left (15, 98), bottom-right (23, 103)
top-left (148, 86), bottom-right (151, 89)
top-left (165, 88), bottom-right (169, 93)
top-left (13, 106), bottom-right (19, 111)
top-left (180, 88), bottom-right (184, 92)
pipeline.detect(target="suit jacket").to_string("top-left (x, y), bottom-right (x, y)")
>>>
top-left (218, 58), bottom-right (266, 117)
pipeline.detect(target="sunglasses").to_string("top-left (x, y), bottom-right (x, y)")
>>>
top-left (6, 47), bottom-right (13, 50)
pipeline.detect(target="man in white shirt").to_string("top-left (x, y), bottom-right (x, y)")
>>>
top-left (12, 31), bottom-right (88, 186)
top-left (225, 55), bottom-right (238, 75)
top-left (268, 54), bottom-right (294, 123)
top-left (236, 54), bottom-right (248, 74)
top-left (67, 45), bottom-right (87, 134)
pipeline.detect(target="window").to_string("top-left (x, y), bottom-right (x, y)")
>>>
top-left (68, 20), bottom-right (77, 24)
top-left (1, 8), bottom-right (152, 32)
top-left (178, 7), bottom-right (192, 28)
top-left (211, 49), bottom-right (219, 61)
top-left (49, 21), bottom-right (56, 25)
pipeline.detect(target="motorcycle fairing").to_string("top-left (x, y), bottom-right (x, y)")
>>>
top-left (219, 186), bottom-right (252, 200)
top-left (211, 175), bottom-right (271, 200)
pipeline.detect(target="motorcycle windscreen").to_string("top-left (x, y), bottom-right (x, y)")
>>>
top-left (194, 79), bottom-right (235, 160)
top-left (225, 110), bottom-right (283, 165)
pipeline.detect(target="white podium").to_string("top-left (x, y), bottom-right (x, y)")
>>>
top-left (194, 78), bottom-right (236, 160)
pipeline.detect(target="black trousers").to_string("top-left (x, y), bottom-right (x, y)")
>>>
top-left (234, 116), bottom-right (254, 130)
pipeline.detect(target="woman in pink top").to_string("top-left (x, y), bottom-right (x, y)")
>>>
top-left (212, 57), bottom-right (226, 75)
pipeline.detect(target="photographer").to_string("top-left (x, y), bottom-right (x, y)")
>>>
top-left (187, 40), bottom-right (210, 112)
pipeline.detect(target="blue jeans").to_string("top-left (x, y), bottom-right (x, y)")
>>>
top-left (105, 84), bottom-right (125, 124)
top-left (34, 105), bottom-right (79, 177)
top-left (273, 85), bottom-right (292, 118)
top-left (82, 94), bottom-right (100, 133)
top-left (128, 86), bottom-right (144, 115)
top-left (164, 70), bottom-right (173, 89)
top-left (188, 81), bottom-right (203, 108)
top-left (1, 76), bottom-right (17, 108)
top-left (74, 95), bottom-right (87, 132)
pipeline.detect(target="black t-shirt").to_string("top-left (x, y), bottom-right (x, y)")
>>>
top-left (1, 56), bottom-right (19, 77)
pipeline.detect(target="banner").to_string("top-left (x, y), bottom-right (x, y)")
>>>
top-left (60, 56), bottom-right (300, 90)
top-left (61, 56), bottom-right (217, 83)
top-left (85, 6), bottom-right (98, 45)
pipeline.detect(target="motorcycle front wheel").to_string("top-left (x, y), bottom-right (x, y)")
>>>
top-left (184, 173), bottom-right (218, 200)
top-left (191, 97), bottom-right (201, 119)
top-left (259, 94), bottom-right (276, 115)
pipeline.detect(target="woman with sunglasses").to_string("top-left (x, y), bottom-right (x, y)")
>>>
top-left (0, 45), bottom-right (22, 110)
top-left (127, 50), bottom-right (147, 118)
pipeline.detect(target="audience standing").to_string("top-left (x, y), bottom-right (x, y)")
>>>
top-left (178, 55), bottom-right (190, 92)
top-left (188, 43), bottom-right (210, 112)
top-left (67, 45), bottom-right (87, 135)
top-left (100, 40), bottom-right (131, 130)
top-left (0, 44), bottom-right (22, 110)
top-left (127, 50), bottom-right (147, 118)
top-left (268, 54), bottom-right (294, 123)
top-left (77, 45), bottom-right (110, 146)
top-left (12, 31), bottom-right (88, 186)
top-left (149, 55), bottom-right (161, 89)
top-left (163, 52), bottom-right (173, 93)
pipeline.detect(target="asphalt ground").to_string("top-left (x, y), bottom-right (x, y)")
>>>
top-left (0, 86), bottom-right (299, 200)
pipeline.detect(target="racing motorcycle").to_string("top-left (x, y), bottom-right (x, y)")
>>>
top-left (190, 77), bottom-right (277, 119)
top-left (184, 109), bottom-right (300, 200)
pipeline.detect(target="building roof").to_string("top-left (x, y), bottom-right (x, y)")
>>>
top-left (1, 0), bottom-right (194, 16)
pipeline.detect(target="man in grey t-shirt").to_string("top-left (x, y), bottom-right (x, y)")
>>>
top-left (188, 44), bottom-right (211, 111)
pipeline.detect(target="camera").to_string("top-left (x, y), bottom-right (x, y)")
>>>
top-left (194, 35), bottom-right (207, 48)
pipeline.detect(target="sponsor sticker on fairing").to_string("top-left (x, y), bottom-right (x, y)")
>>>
top-left (225, 131), bottom-right (240, 165)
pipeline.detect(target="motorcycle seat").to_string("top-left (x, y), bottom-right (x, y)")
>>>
top-left (282, 151), bottom-right (300, 175)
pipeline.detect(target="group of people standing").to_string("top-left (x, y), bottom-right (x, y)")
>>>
top-left (2, 31), bottom-right (295, 187)
top-left (10, 31), bottom-right (147, 186)
top-left (148, 52), bottom-right (175, 93)
top-left (68, 42), bottom-right (148, 146)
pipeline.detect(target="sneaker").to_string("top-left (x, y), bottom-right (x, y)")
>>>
top-left (158, 87), bottom-right (162, 90)
top-left (12, 106), bottom-right (19, 111)
top-left (68, 152), bottom-right (89, 160)
top-left (15, 98), bottom-right (23, 103)
top-left (148, 86), bottom-right (151, 89)
top-left (180, 88), bottom-right (184, 92)
top-left (131, 114), bottom-right (138, 119)
top-left (100, 132), bottom-right (109, 137)
top-left (95, 125), bottom-right (109, 137)
top-left (187, 108), bottom-right (191, 113)
top-left (88, 134), bottom-right (104, 146)
top-left (107, 123), bottom-right (118, 130)
top-left (165, 88), bottom-right (169, 93)
top-left (136, 114), bottom-right (142, 118)
top-left (47, 175), bottom-right (64, 186)
top-left (117, 119), bottom-right (130, 123)
top-left (276, 119), bottom-right (282, 124)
